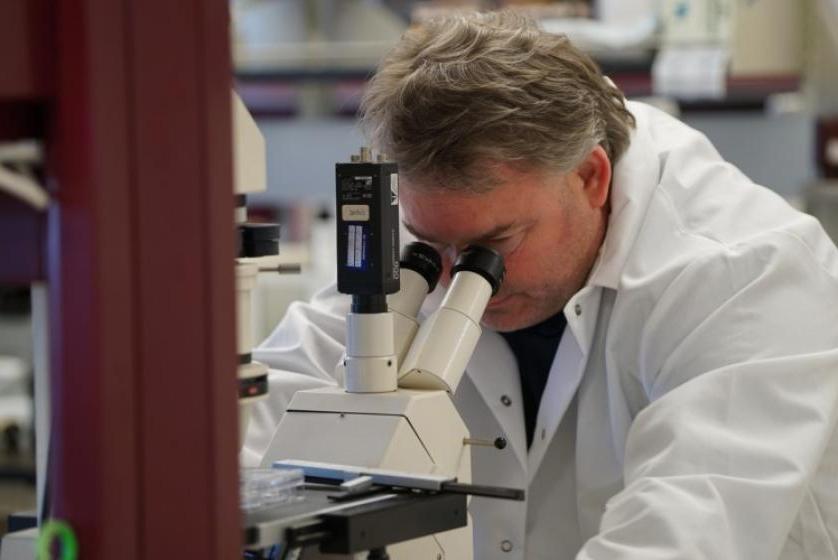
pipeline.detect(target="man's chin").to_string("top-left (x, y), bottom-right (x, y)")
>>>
top-left (482, 299), bottom-right (564, 333)
top-left (481, 308), bottom-right (537, 333)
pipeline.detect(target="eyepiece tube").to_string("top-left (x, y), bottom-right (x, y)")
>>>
top-left (399, 246), bottom-right (505, 392)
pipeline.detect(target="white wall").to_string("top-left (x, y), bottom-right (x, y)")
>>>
top-left (251, 110), bottom-right (816, 205)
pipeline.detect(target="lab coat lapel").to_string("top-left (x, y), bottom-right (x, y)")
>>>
top-left (528, 286), bottom-right (602, 483)
top-left (463, 329), bottom-right (528, 472)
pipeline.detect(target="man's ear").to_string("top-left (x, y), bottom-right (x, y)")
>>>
top-left (576, 145), bottom-right (611, 210)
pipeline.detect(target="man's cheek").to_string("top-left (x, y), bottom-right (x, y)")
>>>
top-left (495, 270), bottom-right (517, 297)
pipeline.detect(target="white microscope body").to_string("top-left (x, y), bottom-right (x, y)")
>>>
top-left (234, 91), bottom-right (300, 445)
top-left (260, 150), bottom-right (506, 559)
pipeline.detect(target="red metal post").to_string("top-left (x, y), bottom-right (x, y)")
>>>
top-left (0, 0), bottom-right (52, 101)
top-left (47, 1), bottom-right (239, 557)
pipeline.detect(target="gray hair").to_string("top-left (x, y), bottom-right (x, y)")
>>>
top-left (360, 10), bottom-right (636, 191)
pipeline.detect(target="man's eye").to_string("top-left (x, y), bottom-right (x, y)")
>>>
top-left (487, 235), bottom-right (521, 255)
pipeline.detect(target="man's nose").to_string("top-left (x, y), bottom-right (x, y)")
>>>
top-left (440, 258), bottom-right (454, 285)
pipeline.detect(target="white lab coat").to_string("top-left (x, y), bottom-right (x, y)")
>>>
top-left (244, 101), bottom-right (838, 559)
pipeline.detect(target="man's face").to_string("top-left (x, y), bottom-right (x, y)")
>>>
top-left (400, 161), bottom-right (609, 332)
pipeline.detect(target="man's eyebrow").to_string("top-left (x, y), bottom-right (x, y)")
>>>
top-left (402, 220), bottom-right (518, 245)
top-left (403, 221), bottom-right (440, 243)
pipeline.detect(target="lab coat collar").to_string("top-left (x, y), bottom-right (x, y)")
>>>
top-left (586, 102), bottom-right (661, 291)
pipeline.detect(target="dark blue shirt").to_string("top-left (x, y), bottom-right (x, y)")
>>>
top-left (499, 312), bottom-right (567, 449)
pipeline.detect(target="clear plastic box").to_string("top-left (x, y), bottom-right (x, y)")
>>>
top-left (240, 467), bottom-right (305, 511)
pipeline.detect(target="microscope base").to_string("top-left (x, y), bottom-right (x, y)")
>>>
top-left (259, 387), bottom-right (473, 559)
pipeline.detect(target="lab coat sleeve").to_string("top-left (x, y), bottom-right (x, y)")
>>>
top-left (241, 284), bottom-right (350, 466)
top-left (577, 230), bottom-right (838, 559)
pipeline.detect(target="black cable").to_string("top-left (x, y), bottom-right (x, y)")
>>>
top-left (367, 548), bottom-right (390, 560)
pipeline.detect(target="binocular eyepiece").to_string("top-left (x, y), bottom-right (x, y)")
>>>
top-left (397, 243), bottom-right (505, 392)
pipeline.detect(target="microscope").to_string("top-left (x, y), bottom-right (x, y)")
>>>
top-left (233, 92), bottom-right (300, 445)
top-left (253, 148), bottom-right (519, 559)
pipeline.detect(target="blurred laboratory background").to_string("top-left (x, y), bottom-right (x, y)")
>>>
top-left (230, 0), bottom-right (838, 341)
top-left (0, 0), bottom-right (837, 531)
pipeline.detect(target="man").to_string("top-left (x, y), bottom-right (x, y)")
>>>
top-left (244, 11), bottom-right (838, 560)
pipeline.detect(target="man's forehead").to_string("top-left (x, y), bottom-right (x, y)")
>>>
top-left (400, 162), bottom-right (515, 192)
top-left (398, 164), bottom-right (549, 243)
top-left (400, 162), bottom-right (558, 199)
top-left (402, 217), bottom-right (517, 245)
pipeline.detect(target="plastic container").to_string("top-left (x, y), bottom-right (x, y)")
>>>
top-left (240, 467), bottom-right (305, 511)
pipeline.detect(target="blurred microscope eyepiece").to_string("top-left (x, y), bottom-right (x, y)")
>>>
top-left (399, 242), bottom-right (443, 293)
